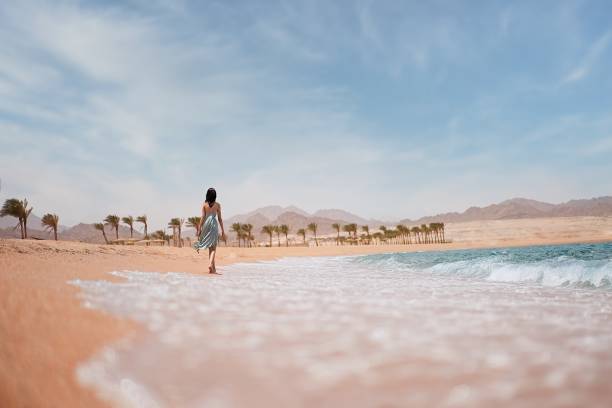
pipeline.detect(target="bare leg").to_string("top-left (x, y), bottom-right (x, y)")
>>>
top-left (208, 246), bottom-right (220, 274)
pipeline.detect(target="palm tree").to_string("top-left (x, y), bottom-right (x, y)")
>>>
top-left (332, 223), bottom-right (341, 245)
top-left (152, 229), bottom-right (171, 246)
top-left (122, 216), bottom-right (135, 238)
top-left (168, 218), bottom-right (183, 247)
top-left (104, 215), bottom-right (120, 240)
top-left (136, 215), bottom-right (148, 238)
top-left (348, 223), bottom-right (358, 240)
top-left (0, 199), bottom-right (21, 237)
top-left (361, 225), bottom-right (370, 244)
top-left (279, 224), bottom-right (289, 247)
top-left (433, 222), bottom-right (446, 243)
top-left (20, 199), bottom-right (32, 239)
top-left (297, 228), bottom-right (306, 245)
top-left (41, 213), bottom-right (60, 240)
top-left (186, 216), bottom-right (202, 236)
top-left (0, 198), bottom-right (33, 239)
top-left (396, 225), bottom-right (407, 244)
top-left (242, 223), bottom-right (253, 247)
top-left (307, 223), bottom-right (318, 246)
top-left (342, 224), bottom-right (352, 244)
top-left (168, 219), bottom-right (177, 246)
top-left (94, 223), bottom-right (108, 244)
top-left (390, 229), bottom-right (401, 244)
top-left (272, 225), bottom-right (282, 247)
top-left (421, 224), bottom-right (429, 244)
top-left (404, 225), bottom-right (412, 244)
top-left (379, 225), bottom-right (388, 244)
top-left (231, 223), bottom-right (242, 247)
top-left (411, 226), bottom-right (421, 244)
top-left (420, 226), bottom-right (426, 244)
top-left (372, 231), bottom-right (384, 245)
top-left (261, 225), bottom-right (274, 247)
top-left (429, 223), bottom-right (439, 243)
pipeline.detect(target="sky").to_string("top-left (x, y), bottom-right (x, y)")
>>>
top-left (1, 0), bottom-right (611, 229)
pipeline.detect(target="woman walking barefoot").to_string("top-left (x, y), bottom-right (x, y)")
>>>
top-left (194, 188), bottom-right (226, 274)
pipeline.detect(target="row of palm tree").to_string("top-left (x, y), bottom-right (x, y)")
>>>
top-left (353, 222), bottom-right (446, 245)
top-left (92, 214), bottom-right (149, 244)
top-left (95, 215), bottom-right (196, 247)
top-left (258, 223), bottom-right (320, 247)
top-left (230, 222), bottom-right (254, 247)
top-left (258, 222), bottom-right (447, 247)
top-left (260, 224), bottom-right (291, 247)
top-left (1, 198), bottom-right (446, 246)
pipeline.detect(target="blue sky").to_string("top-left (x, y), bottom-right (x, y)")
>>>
top-left (1, 0), bottom-right (611, 228)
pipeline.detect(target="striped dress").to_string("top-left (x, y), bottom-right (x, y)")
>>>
top-left (194, 212), bottom-right (219, 251)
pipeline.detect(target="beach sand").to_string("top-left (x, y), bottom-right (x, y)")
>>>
top-left (1, 216), bottom-right (611, 407)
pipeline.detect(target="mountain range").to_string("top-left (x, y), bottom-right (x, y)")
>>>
top-left (400, 196), bottom-right (612, 224)
top-left (1, 196), bottom-right (611, 242)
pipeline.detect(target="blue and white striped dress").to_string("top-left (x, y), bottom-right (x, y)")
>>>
top-left (194, 212), bottom-right (219, 251)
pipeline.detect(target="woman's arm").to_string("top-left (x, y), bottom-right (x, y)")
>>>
top-left (217, 203), bottom-right (226, 241)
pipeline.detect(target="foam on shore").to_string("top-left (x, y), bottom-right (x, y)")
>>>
top-left (71, 243), bottom-right (612, 407)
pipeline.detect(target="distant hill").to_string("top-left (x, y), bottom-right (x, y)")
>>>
top-left (228, 205), bottom-right (309, 223)
top-left (312, 209), bottom-right (370, 225)
top-left (225, 206), bottom-right (387, 239)
top-left (400, 196), bottom-right (612, 224)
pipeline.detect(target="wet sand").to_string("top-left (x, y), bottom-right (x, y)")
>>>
top-left (1, 216), bottom-right (612, 407)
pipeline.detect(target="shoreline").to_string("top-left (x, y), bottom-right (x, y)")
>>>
top-left (2, 233), bottom-right (612, 407)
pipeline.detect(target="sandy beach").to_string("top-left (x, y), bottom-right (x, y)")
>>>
top-left (1, 216), bottom-right (612, 407)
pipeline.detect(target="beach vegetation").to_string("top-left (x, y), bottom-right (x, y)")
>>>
top-left (187, 216), bottom-right (201, 237)
top-left (297, 228), bottom-right (306, 245)
top-left (0, 198), bottom-right (33, 239)
top-left (361, 225), bottom-right (370, 244)
top-left (332, 223), bottom-right (341, 245)
top-left (307, 223), bottom-right (318, 246)
top-left (279, 224), bottom-right (289, 247)
top-left (241, 223), bottom-right (253, 247)
top-left (168, 218), bottom-right (183, 247)
top-left (94, 223), bottom-right (108, 244)
top-left (122, 216), bottom-right (135, 238)
top-left (261, 225), bottom-right (274, 247)
top-left (41, 213), bottom-right (60, 240)
top-left (273, 225), bottom-right (281, 247)
top-left (151, 229), bottom-right (171, 245)
top-left (231, 223), bottom-right (242, 247)
top-left (136, 215), bottom-right (148, 238)
top-left (104, 215), bottom-right (120, 240)
top-left (372, 231), bottom-right (384, 244)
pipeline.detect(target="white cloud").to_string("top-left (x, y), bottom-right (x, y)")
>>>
top-left (563, 31), bottom-right (611, 83)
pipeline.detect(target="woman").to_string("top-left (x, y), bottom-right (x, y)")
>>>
top-left (194, 187), bottom-right (226, 274)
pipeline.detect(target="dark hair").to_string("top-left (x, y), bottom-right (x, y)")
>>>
top-left (205, 187), bottom-right (216, 206)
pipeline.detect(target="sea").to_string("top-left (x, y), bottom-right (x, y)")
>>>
top-left (71, 242), bottom-right (612, 407)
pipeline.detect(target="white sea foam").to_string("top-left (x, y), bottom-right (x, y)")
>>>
top-left (424, 257), bottom-right (612, 287)
top-left (71, 244), bottom-right (612, 407)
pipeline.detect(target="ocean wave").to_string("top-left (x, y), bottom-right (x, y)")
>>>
top-left (350, 243), bottom-right (612, 289)
top-left (426, 257), bottom-right (612, 288)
